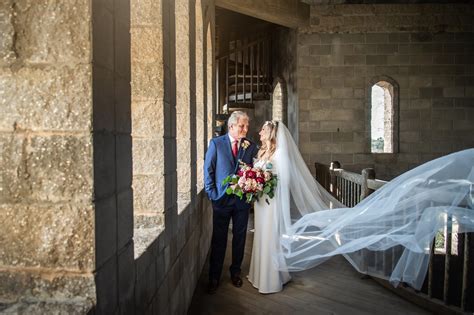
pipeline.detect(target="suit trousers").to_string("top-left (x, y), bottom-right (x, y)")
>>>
top-left (209, 201), bottom-right (249, 282)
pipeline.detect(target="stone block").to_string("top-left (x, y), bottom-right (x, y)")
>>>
top-left (0, 66), bottom-right (92, 132)
top-left (366, 34), bottom-right (389, 44)
top-left (333, 132), bottom-right (354, 142)
top-left (344, 55), bottom-right (365, 65)
top-left (133, 174), bottom-right (164, 214)
top-left (453, 120), bottom-right (474, 130)
top-left (298, 34), bottom-right (321, 45)
top-left (331, 88), bottom-right (354, 99)
top-left (310, 132), bottom-right (331, 143)
top-left (410, 55), bottom-right (433, 65)
top-left (0, 134), bottom-right (93, 203)
top-left (95, 195), bottom-right (117, 268)
top-left (94, 132), bottom-right (116, 199)
top-left (309, 45), bottom-right (331, 55)
top-left (443, 87), bottom-right (465, 97)
top-left (433, 55), bottom-right (454, 65)
top-left (419, 87), bottom-right (442, 98)
top-left (132, 137), bottom-right (164, 175)
top-left (0, 2), bottom-right (15, 65)
top-left (8, 1), bottom-right (90, 64)
top-left (342, 142), bottom-right (366, 153)
top-left (132, 62), bottom-right (164, 101)
top-left (117, 189), bottom-right (133, 249)
top-left (299, 56), bottom-right (320, 66)
top-left (454, 98), bottom-right (474, 108)
top-left (132, 99), bottom-right (164, 137)
top-left (95, 256), bottom-right (118, 313)
top-left (310, 88), bottom-right (331, 100)
top-left (319, 143), bottom-right (342, 154)
top-left (387, 55), bottom-right (410, 65)
top-left (131, 0), bottom-right (161, 27)
top-left (400, 131), bottom-right (420, 143)
top-left (409, 98), bottom-right (432, 109)
top-left (354, 153), bottom-right (374, 164)
top-left (92, 2), bottom-right (114, 70)
top-left (93, 65), bottom-right (115, 132)
top-left (131, 26), bottom-right (162, 63)
top-left (389, 34), bottom-right (410, 43)
top-left (332, 44), bottom-right (354, 55)
top-left (116, 134), bottom-right (133, 190)
top-left (0, 202), bottom-right (94, 269)
top-left (353, 44), bottom-right (377, 55)
top-left (367, 55), bottom-right (387, 65)
top-left (320, 121), bottom-right (363, 132)
top-left (115, 77), bottom-right (132, 134)
top-left (331, 66), bottom-right (354, 76)
top-left (409, 76), bottom-right (432, 88)
top-left (0, 270), bottom-right (95, 307)
top-left (320, 55), bottom-right (344, 66)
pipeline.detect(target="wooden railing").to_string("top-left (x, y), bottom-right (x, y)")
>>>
top-left (216, 36), bottom-right (271, 114)
top-left (315, 161), bottom-right (474, 314)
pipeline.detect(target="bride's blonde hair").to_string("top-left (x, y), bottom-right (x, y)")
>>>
top-left (258, 120), bottom-right (278, 160)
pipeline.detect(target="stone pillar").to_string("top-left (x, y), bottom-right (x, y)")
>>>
top-left (0, 1), bottom-right (95, 312)
top-left (176, 0), bottom-right (192, 213)
top-left (131, 0), bottom-right (165, 252)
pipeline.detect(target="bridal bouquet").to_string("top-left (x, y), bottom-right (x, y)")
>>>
top-left (222, 161), bottom-right (277, 204)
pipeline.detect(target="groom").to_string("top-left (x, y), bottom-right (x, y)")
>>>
top-left (204, 111), bottom-right (258, 294)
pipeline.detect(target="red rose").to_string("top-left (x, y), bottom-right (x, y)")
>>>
top-left (237, 169), bottom-right (244, 177)
top-left (246, 170), bottom-right (256, 179)
top-left (256, 177), bottom-right (264, 184)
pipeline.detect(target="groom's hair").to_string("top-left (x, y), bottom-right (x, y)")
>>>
top-left (228, 111), bottom-right (249, 127)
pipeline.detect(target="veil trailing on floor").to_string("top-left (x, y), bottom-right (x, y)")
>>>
top-left (273, 122), bottom-right (474, 290)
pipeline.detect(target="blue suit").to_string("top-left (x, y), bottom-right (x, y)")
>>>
top-left (204, 134), bottom-right (258, 282)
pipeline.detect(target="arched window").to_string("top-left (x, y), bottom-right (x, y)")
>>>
top-left (370, 77), bottom-right (398, 154)
top-left (272, 78), bottom-right (287, 124)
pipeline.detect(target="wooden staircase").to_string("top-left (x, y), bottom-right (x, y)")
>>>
top-left (215, 35), bottom-right (272, 133)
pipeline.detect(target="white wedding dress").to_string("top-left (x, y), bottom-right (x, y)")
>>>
top-left (247, 158), bottom-right (291, 294)
top-left (248, 122), bottom-right (474, 291)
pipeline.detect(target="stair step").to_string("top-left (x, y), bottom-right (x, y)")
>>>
top-left (228, 92), bottom-right (269, 102)
top-left (225, 102), bottom-right (255, 110)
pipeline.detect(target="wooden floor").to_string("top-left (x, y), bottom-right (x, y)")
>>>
top-left (189, 222), bottom-right (431, 315)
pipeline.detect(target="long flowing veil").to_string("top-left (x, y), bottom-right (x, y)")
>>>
top-left (273, 122), bottom-right (474, 289)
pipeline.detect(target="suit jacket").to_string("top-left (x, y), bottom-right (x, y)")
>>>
top-left (204, 134), bottom-right (259, 209)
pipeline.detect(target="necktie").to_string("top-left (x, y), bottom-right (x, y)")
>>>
top-left (232, 140), bottom-right (238, 157)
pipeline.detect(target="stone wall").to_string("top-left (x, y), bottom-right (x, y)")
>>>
top-left (298, 4), bottom-right (474, 179)
top-left (1, 0), bottom-right (215, 314)
top-left (0, 1), bottom-right (95, 313)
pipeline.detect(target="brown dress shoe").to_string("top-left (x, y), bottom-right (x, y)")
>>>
top-left (231, 274), bottom-right (243, 287)
top-left (208, 279), bottom-right (219, 294)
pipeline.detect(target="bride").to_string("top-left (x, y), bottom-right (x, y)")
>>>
top-left (248, 120), bottom-right (474, 293)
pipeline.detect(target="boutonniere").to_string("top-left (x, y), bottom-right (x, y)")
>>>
top-left (241, 139), bottom-right (251, 150)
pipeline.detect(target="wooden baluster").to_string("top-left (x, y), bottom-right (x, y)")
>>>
top-left (330, 161), bottom-right (340, 200)
top-left (444, 213), bottom-right (452, 304)
top-left (361, 168), bottom-right (375, 200)
top-left (242, 42), bottom-right (246, 102)
top-left (461, 232), bottom-right (473, 311)
top-left (234, 52), bottom-right (237, 103)
top-left (225, 57), bottom-right (229, 107)
top-left (256, 41), bottom-right (260, 96)
top-left (250, 45), bottom-right (254, 104)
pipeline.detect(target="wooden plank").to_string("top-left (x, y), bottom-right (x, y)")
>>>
top-left (190, 227), bottom-right (430, 315)
top-left (368, 179), bottom-right (387, 190)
